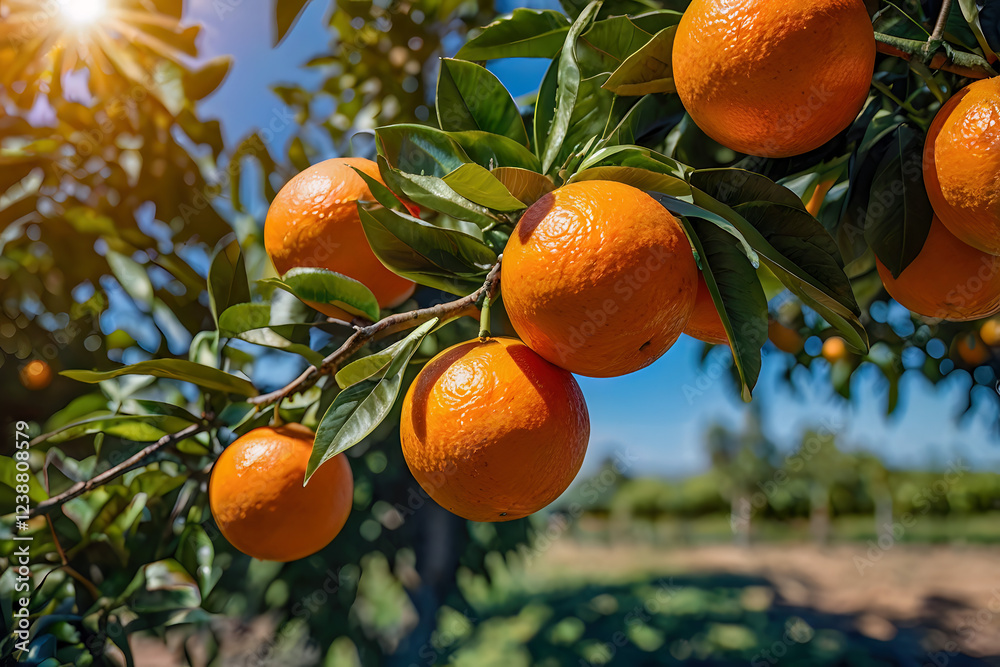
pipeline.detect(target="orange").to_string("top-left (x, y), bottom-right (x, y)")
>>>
top-left (956, 333), bottom-right (991, 366)
top-left (672, 0), bottom-right (875, 158)
top-left (400, 337), bottom-right (589, 522)
top-left (768, 320), bottom-right (804, 354)
top-left (805, 178), bottom-right (836, 217)
top-left (501, 181), bottom-right (697, 377)
top-left (684, 273), bottom-right (728, 345)
top-left (876, 216), bottom-right (1000, 322)
top-left (209, 424), bottom-right (353, 561)
top-left (19, 360), bottom-right (52, 391)
top-left (923, 78), bottom-right (1000, 255)
top-left (981, 319), bottom-right (1000, 347)
top-left (264, 157), bottom-right (415, 320)
top-left (821, 336), bottom-right (847, 363)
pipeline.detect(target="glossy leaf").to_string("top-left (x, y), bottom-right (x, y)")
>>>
top-left (176, 524), bottom-right (215, 597)
top-left (208, 237), bottom-right (250, 326)
top-left (572, 165), bottom-right (689, 198)
top-left (261, 268), bottom-right (380, 322)
top-left (864, 125), bottom-right (933, 278)
top-left (376, 124), bottom-right (469, 177)
top-left (448, 131), bottom-right (542, 172)
top-left (491, 167), bottom-right (556, 206)
top-left (36, 414), bottom-right (193, 445)
top-left (380, 162), bottom-right (500, 228)
top-left (603, 26), bottom-right (676, 95)
top-left (335, 337), bottom-right (410, 389)
top-left (62, 359), bottom-right (257, 397)
top-left (306, 319), bottom-right (438, 482)
top-left (681, 217), bottom-right (768, 400)
top-left (541, 1), bottom-right (602, 173)
top-left (436, 59), bottom-right (529, 146)
top-left (442, 164), bottom-right (527, 211)
top-left (456, 9), bottom-right (571, 60)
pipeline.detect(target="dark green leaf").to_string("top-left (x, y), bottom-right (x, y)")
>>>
top-left (261, 268), bottom-right (380, 322)
top-left (456, 9), bottom-right (571, 60)
top-left (603, 26), bottom-right (676, 95)
top-left (62, 360), bottom-right (257, 397)
top-left (380, 164), bottom-right (500, 228)
top-left (572, 165), bottom-right (689, 198)
top-left (442, 164), bottom-right (527, 211)
top-left (376, 124), bottom-right (469, 177)
top-left (437, 59), bottom-right (529, 146)
top-left (541, 1), bottom-right (603, 174)
top-left (645, 192), bottom-right (758, 267)
top-left (680, 218), bottom-right (768, 400)
top-left (689, 168), bottom-right (808, 211)
top-left (448, 131), bottom-right (543, 171)
top-left (306, 319), bottom-right (438, 482)
top-left (177, 524), bottom-right (215, 597)
top-left (864, 125), bottom-right (933, 278)
top-left (208, 237), bottom-right (251, 327)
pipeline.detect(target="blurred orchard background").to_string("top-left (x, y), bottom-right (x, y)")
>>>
top-left (2, 0), bottom-right (1000, 665)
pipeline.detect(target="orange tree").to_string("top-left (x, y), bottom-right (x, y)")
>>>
top-left (4, 0), bottom-right (1000, 664)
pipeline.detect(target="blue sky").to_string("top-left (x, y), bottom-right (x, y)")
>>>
top-left (180, 0), bottom-right (1000, 476)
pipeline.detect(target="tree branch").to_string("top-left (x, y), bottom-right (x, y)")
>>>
top-left (29, 422), bottom-right (208, 518)
top-left (929, 0), bottom-right (952, 43)
top-left (249, 259), bottom-right (504, 407)
top-left (875, 32), bottom-right (996, 79)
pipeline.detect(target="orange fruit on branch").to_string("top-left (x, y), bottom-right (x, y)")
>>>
top-left (684, 272), bottom-right (729, 345)
top-left (209, 424), bottom-right (353, 562)
top-left (980, 319), bottom-right (1000, 347)
top-left (956, 332), bottom-right (991, 367)
top-left (821, 336), bottom-right (848, 363)
top-left (501, 180), bottom-right (698, 377)
top-left (875, 216), bottom-right (1000, 322)
top-left (673, 0), bottom-right (875, 158)
top-left (923, 77), bottom-right (1000, 256)
top-left (264, 157), bottom-right (415, 320)
top-left (401, 337), bottom-right (589, 522)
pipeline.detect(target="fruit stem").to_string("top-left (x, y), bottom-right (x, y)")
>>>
top-left (479, 294), bottom-right (492, 340)
top-left (929, 0), bottom-right (952, 44)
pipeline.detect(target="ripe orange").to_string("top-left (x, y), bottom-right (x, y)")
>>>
top-left (768, 320), bottom-right (804, 354)
top-left (672, 0), bottom-right (875, 158)
top-left (209, 424), bottom-right (353, 562)
top-left (923, 78), bottom-right (1000, 255)
top-left (956, 333), bottom-right (991, 366)
top-left (876, 216), bottom-right (1000, 322)
top-left (684, 273), bottom-right (728, 345)
top-left (981, 319), bottom-right (1000, 347)
top-left (264, 157), bottom-right (415, 320)
top-left (19, 360), bottom-right (52, 391)
top-left (501, 181), bottom-right (697, 377)
top-left (400, 337), bottom-right (589, 522)
top-left (821, 336), bottom-right (848, 363)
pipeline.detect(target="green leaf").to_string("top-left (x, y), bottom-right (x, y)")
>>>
top-left (437, 59), bottom-right (529, 146)
top-left (680, 217), bottom-right (768, 400)
top-left (218, 303), bottom-right (272, 333)
top-left (602, 93), bottom-right (679, 148)
top-left (958, 0), bottom-right (998, 61)
top-left (106, 250), bottom-right (153, 307)
top-left (261, 268), bottom-right (380, 322)
top-left (442, 164), bottom-right (527, 211)
top-left (376, 124), bottom-right (469, 177)
top-left (603, 26), bottom-right (676, 95)
top-left (0, 456), bottom-right (48, 502)
top-left (456, 9), bottom-right (571, 60)
top-left (130, 559), bottom-right (201, 613)
top-left (491, 167), bottom-right (556, 206)
top-left (541, 1), bottom-right (603, 174)
top-left (208, 237), bottom-right (251, 327)
top-left (645, 192), bottom-right (759, 268)
top-left (380, 163), bottom-right (500, 228)
top-left (448, 131), bottom-right (543, 172)
top-left (36, 414), bottom-right (193, 445)
top-left (358, 203), bottom-right (497, 295)
top-left (306, 319), bottom-right (439, 482)
top-left (177, 524), bottom-right (215, 597)
top-left (274, 0), bottom-right (312, 46)
top-left (689, 189), bottom-right (868, 351)
top-left (62, 359), bottom-right (257, 397)
top-left (182, 56), bottom-right (232, 101)
top-left (335, 337), bottom-right (410, 390)
top-left (864, 125), bottom-right (933, 278)
top-left (534, 59), bottom-right (559, 162)
top-left (689, 169), bottom-right (808, 211)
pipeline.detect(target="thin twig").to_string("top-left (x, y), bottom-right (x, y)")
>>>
top-left (249, 259), bottom-right (504, 407)
top-left (29, 422), bottom-right (208, 517)
top-left (875, 33), bottom-right (996, 79)
top-left (929, 0), bottom-right (953, 43)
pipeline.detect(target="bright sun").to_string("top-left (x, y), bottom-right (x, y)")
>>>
top-left (58, 0), bottom-right (108, 25)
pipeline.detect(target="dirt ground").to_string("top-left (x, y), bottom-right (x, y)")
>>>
top-left (525, 541), bottom-right (1000, 659)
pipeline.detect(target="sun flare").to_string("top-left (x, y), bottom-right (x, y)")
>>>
top-left (58, 0), bottom-right (108, 26)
